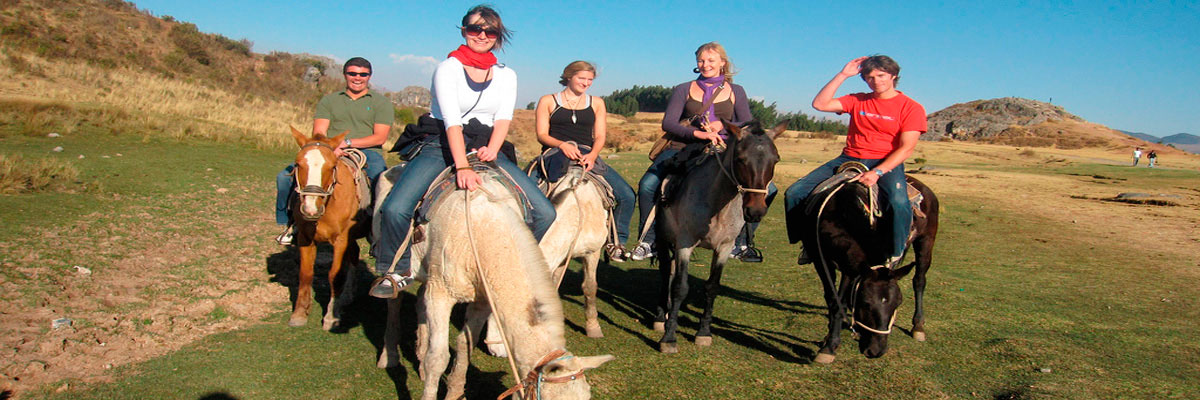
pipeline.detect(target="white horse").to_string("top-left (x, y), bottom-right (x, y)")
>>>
top-left (486, 165), bottom-right (611, 358)
top-left (373, 165), bottom-right (613, 399)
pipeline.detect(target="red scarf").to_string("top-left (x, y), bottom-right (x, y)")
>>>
top-left (447, 45), bottom-right (496, 69)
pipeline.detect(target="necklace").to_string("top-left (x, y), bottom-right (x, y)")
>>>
top-left (561, 90), bottom-right (583, 124)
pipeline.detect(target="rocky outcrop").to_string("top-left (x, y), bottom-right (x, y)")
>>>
top-left (925, 97), bottom-right (1082, 141)
top-left (387, 86), bottom-right (432, 108)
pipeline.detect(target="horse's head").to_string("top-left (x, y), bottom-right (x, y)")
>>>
top-left (520, 352), bottom-right (615, 400)
top-left (853, 262), bottom-right (915, 358)
top-left (726, 120), bottom-right (786, 223)
top-left (289, 126), bottom-right (347, 221)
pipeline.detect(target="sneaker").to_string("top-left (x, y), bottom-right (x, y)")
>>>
top-left (369, 274), bottom-right (413, 299)
top-left (605, 244), bottom-right (628, 263)
top-left (796, 248), bottom-right (811, 265)
top-left (275, 225), bottom-right (294, 246)
top-left (735, 245), bottom-right (763, 263)
top-left (629, 242), bottom-right (654, 261)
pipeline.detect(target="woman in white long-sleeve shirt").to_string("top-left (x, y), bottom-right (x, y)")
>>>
top-left (371, 5), bottom-right (555, 298)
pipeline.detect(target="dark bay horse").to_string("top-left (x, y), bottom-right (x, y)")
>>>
top-left (286, 126), bottom-right (370, 329)
top-left (800, 166), bottom-right (939, 363)
top-left (653, 121), bottom-right (786, 353)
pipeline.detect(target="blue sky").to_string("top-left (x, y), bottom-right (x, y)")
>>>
top-left (132, 0), bottom-right (1199, 137)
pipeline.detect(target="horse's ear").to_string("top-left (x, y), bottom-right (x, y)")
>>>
top-left (573, 354), bottom-right (615, 371)
top-left (725, 119), bottom-right (745, 140)
top-left (890, 262), bottom-right (916, 280)
top-left (328, 130), bottom-right (349, 146)
top-left (290, 126), bottom-right (308, 148)
top-left (767, 120), bottom-right (788, 140)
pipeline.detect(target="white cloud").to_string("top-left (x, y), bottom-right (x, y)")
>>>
top-left (390, 54), bottom-right (439, 74)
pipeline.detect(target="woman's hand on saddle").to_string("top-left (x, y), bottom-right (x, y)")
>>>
top-left (579, 152), bottom-right (598, 172)
top-left (694, 129), bottom-right (726, 148)
top-left (558, 142), bottom-right (583, 160)
top-left (456, 168), bottom-right (483, 191)
top-left (474, 146), bottom-right (498, 162)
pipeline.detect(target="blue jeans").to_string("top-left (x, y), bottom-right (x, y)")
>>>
top-left (275, 149), bottom-right (386, 225)
top-left (374, 140), bottom-right (556, 276)
top-left (783, 154), bottom-right (911, 258)
top-left (530, 162), bottom-right (636, 246)
top-left (635, 149), bottom-right (775, 246)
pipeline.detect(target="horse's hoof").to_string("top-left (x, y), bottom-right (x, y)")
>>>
top-left (913, 331), bottom-right (927, 342)
top-left (287, 316), bottom-right (307, 327)
top-left (814, 353), bottom-right (836, 364)
top-left (486, 343), bottom-right (508, 358)
top-left (659, 342), bottom-right (678, 354)
top-left (322, 318), bottom-right (338, 331)
top-left (653, 321), bottom-right (665, 332)
top-left (694, 336), bottom-right (712, 346)
top-left (586, 326), bottom-right (604, 338)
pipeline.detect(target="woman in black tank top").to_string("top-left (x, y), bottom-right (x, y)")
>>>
top-left (533, 61), bottom-right (636, 261)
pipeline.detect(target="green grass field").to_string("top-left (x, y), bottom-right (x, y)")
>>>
top-left (7, 128), bottom-right (1200, 399)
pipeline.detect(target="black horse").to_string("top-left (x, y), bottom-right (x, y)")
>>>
top-left (799, 165), bottom-right (939, 363)
top-left (653, 120), bottom-right (785, 353)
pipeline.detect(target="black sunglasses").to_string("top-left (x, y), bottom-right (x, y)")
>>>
top-left (345, 72), bottom-right (371, 77)
top-left (463, 24), bottom-right (499, 39)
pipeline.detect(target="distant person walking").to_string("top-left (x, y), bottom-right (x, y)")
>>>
top-left (784, 55), bottom-right (927, 269)
top-left (1148, 150), bottom-right (1157, 168)
top-left (274, 57), bottom-right (392, 245)
top-left (1132, 147), bottom-right (1142, 166)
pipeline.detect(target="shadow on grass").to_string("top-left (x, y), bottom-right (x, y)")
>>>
top-left (197, 393), bottom-right (239, 400)
top-left (556, 258), bottom-right (824, 363)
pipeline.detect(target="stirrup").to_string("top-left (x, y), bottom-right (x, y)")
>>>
top-left (796, 248), bottom-right (811, 265)
top-left (275, 225), bottom-right (294, 246)
top-left (605, 244), bottom-right (628, 263)
top-left (737, 245), bottom-right (763, 263)
top-left (369, 274), bottom-right (411, 299)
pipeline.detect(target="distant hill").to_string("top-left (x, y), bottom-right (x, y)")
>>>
top-left (1161, 133), bottom-right (1199, 145)
top-left (1118, 130), bottom-right (1160, 142)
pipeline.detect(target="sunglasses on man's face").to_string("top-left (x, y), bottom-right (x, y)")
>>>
top-left (463, 24), bottom-right (498, 39)
top-left (345, 72), bottom-right (371, 77)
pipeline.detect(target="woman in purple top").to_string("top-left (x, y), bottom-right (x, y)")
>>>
top-left (629, 42), bottom-right (778, 262)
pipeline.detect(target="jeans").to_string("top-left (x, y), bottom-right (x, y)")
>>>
top-left (275, 149), bottom-right (386, 225)
top-left (783, 154), bottom-right (911, 258)
top-left (374, 139), bottom-right (556, 276)
top-left (530, 162), bottom-right (636, 246)
top-left (635, 148), bottom-right (775, 246)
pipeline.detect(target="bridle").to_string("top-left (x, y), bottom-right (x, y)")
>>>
top-left (710, 141), bottom-right (772, 196)
top-left (292, 141), bottom-right (341, 220)
top-left (496, 349), bottom-right (590, 400)
top-left (847, 270), bottom-right (899, 336)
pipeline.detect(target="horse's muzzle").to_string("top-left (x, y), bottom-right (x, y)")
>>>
top-left (743, 206), bottom-right (767, 223)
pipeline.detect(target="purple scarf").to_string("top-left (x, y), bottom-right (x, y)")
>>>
top-left (696, 75), bottom-right (725, 123)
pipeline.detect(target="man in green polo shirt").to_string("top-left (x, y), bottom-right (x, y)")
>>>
top-left (275, 57), bottom-right (393, 245)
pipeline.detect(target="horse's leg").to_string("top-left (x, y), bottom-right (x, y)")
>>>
top-left (653, 248), bottom-right (673, 332)
top-left (582, 251), bottom-right (603, 338)
top-left (484, 315), bottom-right (507, 358)
top-left (415, 283), bottom-right (429, 368)
top-left (911, 234), bottom-right (936, 342)
top-left (659, 247), bottom-right (692, 353)
top-left (695, 248), bottom-right (729, 346)
top-left (376, 296), bottom-right (404, 369)
top-left (446, 301), bottom-right (489, 400)
top-left (813, 260), bottom-right (843, 363)
top-left (323, 234), bottom-right (350, 331)
top-left (289, 242), bottom-right (317, 327)
top-left (420, 287), bottom-right (452, 400)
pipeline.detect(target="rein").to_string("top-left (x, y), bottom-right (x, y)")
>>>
top-left (496, 349), bottom-right (588, 400)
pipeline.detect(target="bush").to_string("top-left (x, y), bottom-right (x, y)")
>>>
top-left (0, 154), bottom-right (81, 194)
top-left (169, 23), bottom-right (211, 65)
top-left (5, 54), bottom-right (45, 77)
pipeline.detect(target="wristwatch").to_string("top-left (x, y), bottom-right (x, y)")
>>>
top-left (344, 138), bottom-right (352, 148)
top-left (873, 169), bottom-right (884, 177)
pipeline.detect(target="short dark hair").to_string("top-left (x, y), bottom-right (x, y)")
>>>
top-left (860, 55), bottom-right (900, 85)
top-left (461, 4), bottom-right (511, 50)
top-left (343, 57), bottom-right (372, 74)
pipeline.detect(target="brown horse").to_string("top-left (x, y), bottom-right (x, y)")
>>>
top-left (801, 169), bottom-right (940, 363)
top-left (286, 126), bottom-right (370, 329)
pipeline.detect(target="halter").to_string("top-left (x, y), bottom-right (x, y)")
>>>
top-left (292, 144), bottom-right (365, 221)
top-left (497, 349), bottom-right (590, 400)
top-left (847, 271), bottom-right (899, 336)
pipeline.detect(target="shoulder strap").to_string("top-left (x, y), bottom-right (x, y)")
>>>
top-left (697, 83), bottom-right (725, 124)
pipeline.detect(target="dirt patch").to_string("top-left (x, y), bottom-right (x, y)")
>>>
top-left (0, 182), bottom-right (289, 396)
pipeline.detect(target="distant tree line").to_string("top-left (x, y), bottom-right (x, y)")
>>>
top-left (602, 85), bottom-right (846, 134)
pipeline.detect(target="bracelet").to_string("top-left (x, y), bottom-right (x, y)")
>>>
top-left (456, 166), bottom-right (472, 171)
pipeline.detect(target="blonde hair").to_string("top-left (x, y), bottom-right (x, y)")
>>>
top-left (558, 61), bottom-right (596, 86)
top-left (695, 42), bottom-right (735, 83)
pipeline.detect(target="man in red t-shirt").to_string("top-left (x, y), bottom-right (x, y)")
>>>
top-left (784, 55), bottom-right (927, 268)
